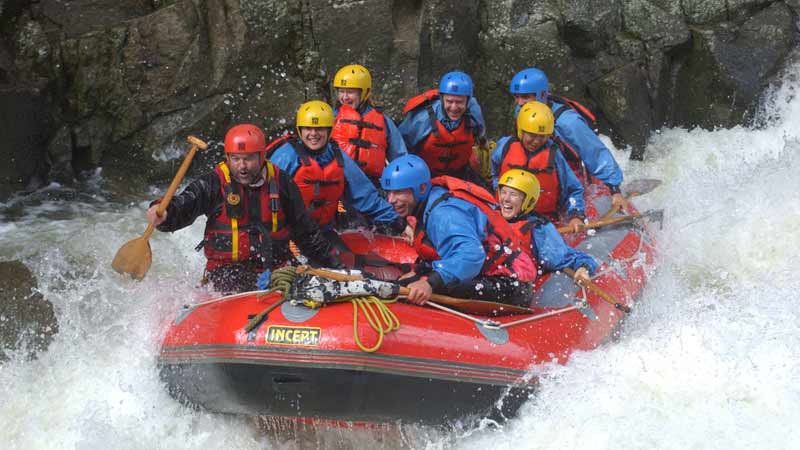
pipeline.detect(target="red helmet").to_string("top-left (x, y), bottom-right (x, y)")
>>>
top-left (224, 124), bottom-right (266, 154)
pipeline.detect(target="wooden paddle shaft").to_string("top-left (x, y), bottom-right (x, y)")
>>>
top-left (157, 135), bottom-right (208, 216)
top-left (562, 268), bottom-right (630, 313)
top-left (143, 136), bottom-right (208, 240)
top-left (557, 213), bottom-right (641, 234)
top-left (396, 285), bottom-right (483, 306)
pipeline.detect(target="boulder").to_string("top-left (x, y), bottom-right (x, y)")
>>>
top-left (0, 0), bottom-right (795, 196)
top-left (309, 0), bottom-right (421, 120)
top-left (475, 0), bottom-right (576, 138)
top-left (0, 86), bottom-right (52, 195)
top-left (672, 2), bottom-right (795, 129)
top-left (677, 0), bottom-right (766, 25)
top-left (418, 0), bottom-right (481, 87)
top-left (0, 260), bottom-right (58, 362)
top-left (587, 62), bottom-right (653, 155)
top-left (557, 0), bottom-right (622, 57)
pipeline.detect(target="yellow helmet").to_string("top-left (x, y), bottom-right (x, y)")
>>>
top-left (498, 169), bottom-right (541, 215)
top-left (516, 101), bottom-right (554, 139)
top-left (296, 100), bottom-right (334, 134)
top-left (333, 64), bottom-right (372, 103)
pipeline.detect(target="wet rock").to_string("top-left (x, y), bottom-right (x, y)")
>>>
top-left (0, 0), bottom-right (794, 196)
top-left (679, 0), bottom-right (765, 25)
top-left (587, 62), bottom-right (653, 155)
top-left (622, 0), bottom-right (690, 51)
top-left (46, 125), bottom-right (76, 185)
top-left (39, 0), bottom-right (155, 38)
top-left (0, 86), bottom-right (52, 198)
top-left (0, 260), bottom-right (58, 362)
top-left (309, 0), bottom-right (421, 120)
top-left (558, 0), bottom-right (622, 57)
top-left (418, 0), bottom-right (481, 86)
top-left (672, 2), bottom-right (795, 129)
top-left (475, 0), bottom-right (574, 138)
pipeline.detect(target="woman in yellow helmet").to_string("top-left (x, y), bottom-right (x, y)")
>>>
top-left (267, 100), bottom-right (413, 243)
top-left (330, 64), bottom-right (408, 183)
top-left (491, 101), bottom-right (586, 233)
top-left (496, 169), bottom-right (597, 286)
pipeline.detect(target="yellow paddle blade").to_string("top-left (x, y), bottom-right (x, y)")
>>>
top-left (111, 236), bottom-right (152, 280)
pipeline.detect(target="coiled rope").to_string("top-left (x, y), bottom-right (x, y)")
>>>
top-left (349, 296), bottom-right (400, 353)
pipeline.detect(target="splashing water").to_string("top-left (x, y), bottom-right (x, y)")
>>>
top-left (2, 62), bottom-right (800, 449)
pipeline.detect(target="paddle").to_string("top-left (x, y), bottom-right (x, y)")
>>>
top-left (296, 266), bottom-right (533, 316)
top-left (562, 267), bottom-right (631, 313)
top-left (598, 178), bottom-right (663, 220)
top-left (111, 135), bottom-right (208, 279)
top-left (622, 178), bottom-right (662, 198)
top-left (557, 209), bottom-right (664, 235)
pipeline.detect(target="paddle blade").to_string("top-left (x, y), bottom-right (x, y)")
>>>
top-left (622, 178), bottom-right (662, 197)
top-left (111, 237), bottom-right (152, 280)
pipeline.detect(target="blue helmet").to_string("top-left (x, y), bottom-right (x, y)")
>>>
top-left (509, 68), bottom-right (549, 101)
top-left (438, 71), bottom-right (473, 97)
top-left (381, 154), bottom-right (431, 202)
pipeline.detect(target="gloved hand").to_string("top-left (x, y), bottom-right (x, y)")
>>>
top-left (256, 270), bottom-right (272, 290)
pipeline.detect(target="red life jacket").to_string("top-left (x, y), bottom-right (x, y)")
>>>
top-left (413, 176), bottom-right (537, 282)
top-left (498, 138), bottom-right (561, 215)
top-left (508, 214), bottom-right (548, 265)
top-left (331, 105), bottom-right (388, 178)
top-left (279, 138), bottom-right (345, 228)
top-left (203, 161), bottom-right (289, 272)
top-left (403, 89), bottom-right (477, 176)
top-left (549, 94), bottom-right (597, 127)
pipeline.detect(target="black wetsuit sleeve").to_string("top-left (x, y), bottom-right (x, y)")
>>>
top-left (155, 172), bottom-right (221, 232)
top-left (279, 174), bottom-right (338, 266)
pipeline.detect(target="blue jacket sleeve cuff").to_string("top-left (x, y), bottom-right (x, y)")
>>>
top-left (427, 271), bottom-right (446, 291)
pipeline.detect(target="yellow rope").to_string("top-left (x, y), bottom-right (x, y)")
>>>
top-left (351, 296), bottom-right (400, 353)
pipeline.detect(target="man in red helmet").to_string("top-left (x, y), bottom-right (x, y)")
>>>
top-left (146, 124), bottom-right (340, 293)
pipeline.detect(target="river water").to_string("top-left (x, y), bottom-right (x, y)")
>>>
top-left (2, 64), bottom-right (800, 449)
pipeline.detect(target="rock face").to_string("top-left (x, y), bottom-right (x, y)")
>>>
top-left (0, 260), bottom-right (58, 362)
top-left (0, 0), bottom-right (796, 196)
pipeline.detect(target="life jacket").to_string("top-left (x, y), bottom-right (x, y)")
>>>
top-left (284, 139), bottom-right (346, 228)
top-left (203, 161), bottom-right (289, 272)
top-left (403, 89), bottom-right (477, 176)
top-left (498, 138), bottom-right (561, 215)
top-left (549, 94), bottom-right (597, 128)
top-left (331, 104), bottom-right (387, 178)
top-left (509, 213), bottom-right (549, 264)
top-left (413, 176), bottom-right (537, 282)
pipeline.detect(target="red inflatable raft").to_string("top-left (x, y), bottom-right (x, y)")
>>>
top-left (158, 184), bottom-right (659, 425)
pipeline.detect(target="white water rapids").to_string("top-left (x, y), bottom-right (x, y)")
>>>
top-left (2, 63), bottom-right (800, 449)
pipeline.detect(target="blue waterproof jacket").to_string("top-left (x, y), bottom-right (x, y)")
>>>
top-left (551, 100), bottom-right (623, 188)
top-left (418, 186), bottom-right (488, 286)
top-left (399, 97), bottom-right (486, 149)
top-left (490, 136), bottom-right (586, 218)
top-left (269, 141), bottom-right (400, 229)
top-left (520, 214), bottom-right (598, 274)
top-left (513, 102), bottom-right (623, 188)
top-left (333, 104), bottom-right (409, 161)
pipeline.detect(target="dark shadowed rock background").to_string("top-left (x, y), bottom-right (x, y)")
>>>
top-left (0, 0), bottom-right (797, 199)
